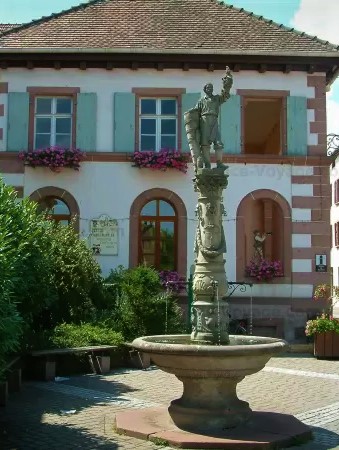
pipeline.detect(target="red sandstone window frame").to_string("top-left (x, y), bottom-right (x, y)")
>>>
top-left (27, 87), bottom-right (80, 151)
top-left (132, 88), bottom-right (185, 152)
top-left (138, 198), bottom-right (178, 271)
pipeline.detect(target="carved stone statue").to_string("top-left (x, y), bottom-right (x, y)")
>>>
top-left (184, 67), bottom-right (233, 172)
top-left (253, 230), bottom-right (271, 260)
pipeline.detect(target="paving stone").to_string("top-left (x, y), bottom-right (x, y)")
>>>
top-left (0, 355), bottom-right (339, 450)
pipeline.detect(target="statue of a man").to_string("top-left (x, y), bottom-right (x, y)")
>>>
top-left (184, 66), bottom-right (233, 171)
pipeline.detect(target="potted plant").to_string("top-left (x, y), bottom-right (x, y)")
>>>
top-left (19, 146), bottom-right (85, 172)
top-left (305, 284), bottom-right (339, 359)
top-left (245, 258), bottom-right (283, 282)
top-left (131, 149), bottom-right (189, 173)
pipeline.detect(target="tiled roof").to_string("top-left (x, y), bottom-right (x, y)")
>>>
top-left (0, 24), bottom-right (20, 34)
top-left (0, 0), bottom-right (338, 55)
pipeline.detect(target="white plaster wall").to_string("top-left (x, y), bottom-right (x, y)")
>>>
top-left (331, 157), bottom-right (339, 314)
top-left (292, 208), bottom-right (311, 221)
top-left (3, 68), bottom-right (316, 152)
top-left (23, 161), bottom-right (303, 288)
top-left (292, 234), bottom-right (312, 248)
top-left (1, 173), bottom-right (24, 186)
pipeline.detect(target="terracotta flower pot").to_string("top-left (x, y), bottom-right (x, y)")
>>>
top-left (314, 331), bottom-right (339, 359)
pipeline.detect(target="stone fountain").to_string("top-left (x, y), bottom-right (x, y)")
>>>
top-left (115, 68), bottom-right (311, 448)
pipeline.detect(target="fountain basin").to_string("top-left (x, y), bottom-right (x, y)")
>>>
top-left (132, 334), bottom-right (288, 431)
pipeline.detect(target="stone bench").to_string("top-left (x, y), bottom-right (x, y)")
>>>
top-left (30, 345), bottom-right (118, 381)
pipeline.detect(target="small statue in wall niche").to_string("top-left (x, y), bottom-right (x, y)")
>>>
top-left (253, 230), bottom-right (272, 260)
top-left (184, 66), bottom-right (233, 172)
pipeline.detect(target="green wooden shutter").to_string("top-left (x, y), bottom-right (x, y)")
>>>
top-left (114, 92), bottom-right (136, 152)
top-left (76, 93), bottom-right (97, 151)
top-left (286, 96), bottom-right (307, 155)
top-left (220, 94), bottom-right (241, 154)
top-left (7, 92), bottom-right (29, 151)
top-left (181, 93), bottom-right (201, 152)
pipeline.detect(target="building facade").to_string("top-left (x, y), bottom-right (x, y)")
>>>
top-left (0, 0), bottom-right (338, 340)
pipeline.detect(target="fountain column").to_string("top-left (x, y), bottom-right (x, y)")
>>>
top-left (191, 167), bottom-right (230, 344)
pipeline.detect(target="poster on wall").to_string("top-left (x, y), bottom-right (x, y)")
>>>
top-left (90, 215), bottom-right (118, 255)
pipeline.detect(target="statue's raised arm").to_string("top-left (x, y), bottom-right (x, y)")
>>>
top-left (220, 66), bottom-right (233, 103)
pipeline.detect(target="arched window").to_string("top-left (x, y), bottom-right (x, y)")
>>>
top-left (38, 197), bottom-right (71, 226)
top-left (139, 199), bottom-right (177, 270)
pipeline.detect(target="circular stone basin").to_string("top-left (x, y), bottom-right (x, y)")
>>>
top-left (132, 334), bottom-right (288, 431)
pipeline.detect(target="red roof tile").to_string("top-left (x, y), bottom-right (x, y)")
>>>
top-left (0, 0), bottom-right (338, 55)
top-left (0, 24), bottom-right (20, 34)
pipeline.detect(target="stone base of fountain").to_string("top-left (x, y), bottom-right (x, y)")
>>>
top-left (115, 407), bottom-right (311, 449)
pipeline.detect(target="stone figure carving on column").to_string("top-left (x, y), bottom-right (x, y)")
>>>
top-left (184, 67), bottom-right (233, 172)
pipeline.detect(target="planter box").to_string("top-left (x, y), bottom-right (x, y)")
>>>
top-left (314, 332), bottom-right (339, 359)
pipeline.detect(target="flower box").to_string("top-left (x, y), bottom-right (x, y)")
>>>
top-left (245, 259), bottom-right (283, 282)
top-left (19, 147), bottom-right (85, 172)
top-left (131, 149), bottom-right (189, 173)
top-left (314, 332), bottom-right (339, 359)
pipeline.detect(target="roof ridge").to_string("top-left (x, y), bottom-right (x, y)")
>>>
top-left (218, 0), bottom-right (339, 51)
top-left (0, 0), bottom-right (105, 37)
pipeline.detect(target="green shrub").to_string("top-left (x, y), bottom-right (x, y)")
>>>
top-left (51, 323), bottom-right (124, 348)
top-left (104, 265), bottom-right (185, 341)
top-left (0, 179), bottom-right (110, 351)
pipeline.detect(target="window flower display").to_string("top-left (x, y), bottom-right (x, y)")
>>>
top-left (19, 147), bottom-right (85, 172)
top-left (131, 149), bottom-right (189, 173)
top-left (245, 258), bottom-right (283, 282)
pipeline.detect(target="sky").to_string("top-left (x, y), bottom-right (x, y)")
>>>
top-left (1, 0), bottom-right (339, 136)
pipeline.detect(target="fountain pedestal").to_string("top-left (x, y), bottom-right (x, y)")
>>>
top-left (191, 168), bottom-right (230, 345)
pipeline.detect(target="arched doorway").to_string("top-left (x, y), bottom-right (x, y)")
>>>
top-left (236, 189), bottom-right (292, 281)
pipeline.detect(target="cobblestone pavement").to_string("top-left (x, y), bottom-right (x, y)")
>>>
top-left (1, 354), bottom-right (339, 449)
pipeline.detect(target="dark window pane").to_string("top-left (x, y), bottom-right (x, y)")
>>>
top-left (36, 98), bottom-right (52, 114)
top-left (159, 200), bottom-right (175, 216)
top-left (35, 134), bottom-right (51, 149)
top-left (55, 134), bottom-right (71, 148)
top-left (141, 202), bottom-right (157, 216)
top-left (160, 222), bottom-right (175, 270)
top-left (141, 99), bottom-right (156, 115)
top-left (56, 117), bottom-right (71, 133)
top-left (161, 119), bottom-right (176, 134)
top-left (140, 135), bottom-right (156, 151)
top-left (161, 99), bottom-right (176, 115)
top-left (141, 118), bottom-right (156, 134)
top-left (56, 98), bottom-right (72, 114)
top-left (58, 220), bottom-right (70, 226)
top-left (161, 135), bottom-right (176, 150)
top-left (36, 117), bottom-right (51, 133)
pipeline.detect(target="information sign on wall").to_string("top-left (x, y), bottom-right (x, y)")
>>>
top-left (90, 215), bottom-right (118, 255)
top-left (315, 254), bottom-right (327, 273)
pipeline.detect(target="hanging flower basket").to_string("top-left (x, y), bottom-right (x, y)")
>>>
top-left (131, 149), bottom-right (189, 173)
top-left (19, 146), bottom-right (86, 172)
top-left (245, 258), bottom-right (283, 282)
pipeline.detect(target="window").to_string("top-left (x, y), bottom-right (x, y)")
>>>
top-left (335, 222), bottom-right (339, 247)
top-left (334, 180), bottom-right (339, 204)
top-left (34, 97), bottom-right (73, 149)
top-left (139, 98), bottom-right (177, 151)
top-left (139, 199), bottom-right (177, 270)
top-left (38, 197), bottom-right (71, 226)
top-left (243, 97), bottom-right (284, 155)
